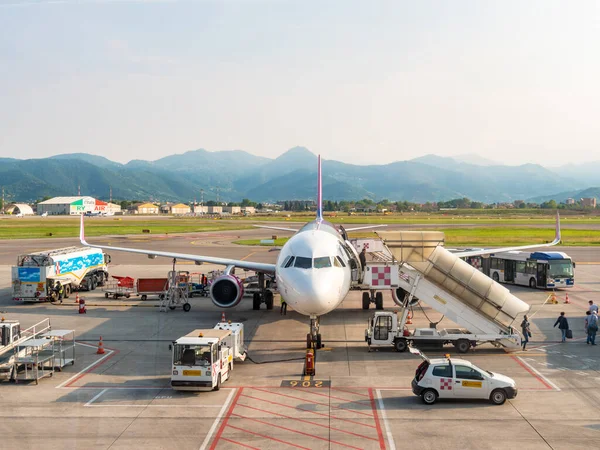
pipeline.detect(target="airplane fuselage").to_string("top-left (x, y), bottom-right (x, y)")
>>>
top-left (275, 219), bottom-right (353, 316)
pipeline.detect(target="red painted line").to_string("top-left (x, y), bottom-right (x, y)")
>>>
top-left (65, 348), bottom-right (120, 388)
top-left (369, 388), bottom-right (387, 450)
top-left (510, 356), bottom-right (553, 390)
top-left (232, 413), bottom-right (364, 450)
top-left (264, 387), bottom-right (372, 408)
top-left (227, 424), bottom-right (311, 450)
top-left (210, 387), bottom-right (243, 450)
top-left (331, 387), bottom-right (371, 398)
top-left (220, 437), bottom-right (260, 450)
top-left (236, 402), bottom-right (378, 441)
top-left (252, 387), bottom-right (374, 417)
top-left (241, 393), bottom-right (376, 429)
top-left (62, 385), bottom-right (167, 389)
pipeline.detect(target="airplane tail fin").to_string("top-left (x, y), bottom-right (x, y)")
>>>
top-left (79, 214), bottom-right (88, 245)
top-left (317, 155), bottom-right (323, 221)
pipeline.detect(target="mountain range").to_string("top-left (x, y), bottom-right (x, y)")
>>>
top-left (1, 148), bottom-right (598, 204)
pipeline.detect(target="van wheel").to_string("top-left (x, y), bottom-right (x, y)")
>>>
top-left (529, 278), bottom-right (537, 289)
top-left (213, 375), bottom-right (221, 391)
top-left (455, 339), bottom-right (470, 353)
top-left (492, 272), bottom-right (500, 282)
top-left (490, 389), bottom-right (507, 405)
top-left (394, 338), bottom-right (407, 352)
top-left (362, 292), bottom-right (370, 310)
top-left (375, 292), bottom-right (383, 310)
top-left (422, 389), bottom-right (437, 405)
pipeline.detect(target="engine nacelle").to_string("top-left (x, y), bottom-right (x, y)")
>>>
top-left (392, 287), bottom-right (419, 307)
top-left (210, 274), bottom-right (245, 308)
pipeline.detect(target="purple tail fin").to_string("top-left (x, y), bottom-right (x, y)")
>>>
top-left (316, 155), bottom-right (323, 221)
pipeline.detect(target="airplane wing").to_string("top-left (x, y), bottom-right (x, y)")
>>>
top-left (79, 215), bottom-right (276, 274)
top-left (345, 225), bottom-right (388, 232)
top-left (453, 212), bottom-right (562, 258)
top-left (254, 225), bottom-right (298, 232)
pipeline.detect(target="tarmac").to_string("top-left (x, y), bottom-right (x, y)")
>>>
top-left (1, 229), bottom-right (600, 449)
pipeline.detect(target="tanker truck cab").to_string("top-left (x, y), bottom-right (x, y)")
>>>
top-left (171, 329), bottom-right (233, 392)
top-left (410, 348), bottom-right (517, 405)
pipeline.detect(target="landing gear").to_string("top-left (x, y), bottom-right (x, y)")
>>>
top-left (304, 316), bottom-right (322, 376)
top-left (362, 290), bottom-right (384, 310)
top-left (252, 273), bottom-right (274, 310)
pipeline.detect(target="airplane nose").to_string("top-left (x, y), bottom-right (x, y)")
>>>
top-left (280, 270), bottom-right (343, 316)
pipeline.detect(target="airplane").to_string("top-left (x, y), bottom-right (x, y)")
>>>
top-left (79, 156), bottom-right (562, 350)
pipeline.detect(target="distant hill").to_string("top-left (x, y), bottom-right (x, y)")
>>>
top-left (3, 148), bottom-right (598, 203)
top-left (527, 187), bottom-right (600, 204)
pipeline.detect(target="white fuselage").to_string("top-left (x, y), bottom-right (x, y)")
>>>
top-left (275, 220), bottom-right (353, 317)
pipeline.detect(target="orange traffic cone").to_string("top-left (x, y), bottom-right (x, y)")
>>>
top-left (96, 336), bottom-right (106, 355)
top-left (406, 311), bottom-right (413, 325)
top-left (75, 293), bottom-right (80, 304)
top-left (564, 293), bottom-right (571, 304)
top-left (221, 312), bottom-right (226, 322)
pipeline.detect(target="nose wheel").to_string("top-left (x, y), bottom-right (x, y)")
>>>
top-left (304, 317), bottom-right (321, 376)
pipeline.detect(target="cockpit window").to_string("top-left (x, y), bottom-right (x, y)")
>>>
top-left (335, 256), bottom-right (346, 268)
top-left (314, 257), bottom-right (332, 269)
top-left (294, 257), bottom-right (312, 269)
top-left (284, 256), bottom-right (295, 268)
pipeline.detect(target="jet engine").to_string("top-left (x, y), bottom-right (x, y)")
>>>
top-left (210, 274), bottom-right (245, 308)
top-left (392, 287), bottom-right (419, 307)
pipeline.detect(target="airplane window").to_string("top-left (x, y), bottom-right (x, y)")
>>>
top-left (294, 257), bottom-right (312, 269)
top-left (314, 257), bottom-right (332, 269)
top-left (284, 256), bottom-right (295, 268)
top-left (333, 257), bottom-right (342, 267)
top-left (335, 256), bottom-right (346, 267)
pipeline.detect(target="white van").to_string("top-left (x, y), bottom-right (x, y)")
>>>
top-left (410, 348), bottom-right (517, 405)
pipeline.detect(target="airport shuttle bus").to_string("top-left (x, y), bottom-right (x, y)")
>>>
top-left (465, 251), bottom-right (574, 289)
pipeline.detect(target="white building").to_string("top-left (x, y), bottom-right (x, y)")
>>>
top-left (241, 206), bottom-right (256, 215)
top-left (6, 204), bottom-right (34, 215)
top-left (194, 205), bottom-right (208, 214)
top-left (37, 196), bottom-right (114, 215)
top-left (207, 206), bottom-right (223, 214)
top-left (223, 206), bottom-right (241, 214)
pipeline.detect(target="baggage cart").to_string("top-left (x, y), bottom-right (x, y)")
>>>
top-left (102, 276), bottom-right (134, 299)
top-left (137, 278), bottom-right (169, 301)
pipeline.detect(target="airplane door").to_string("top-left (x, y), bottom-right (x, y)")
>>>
top-left (504, 260), bottom-right (515, 282)
top-left (537, 264), bottom-right (547, 287)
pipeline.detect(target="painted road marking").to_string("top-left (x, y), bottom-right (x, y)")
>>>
top-left (515, 356), bottom-right (561, 391)
top-left (376, 389), bottom-right (396, 450)
top-left (199, 388), bottom-right (236, 450)
top-left (56, 342), bottom-right (116, 389)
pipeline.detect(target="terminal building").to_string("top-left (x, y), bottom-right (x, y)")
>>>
top-left (37, 197), bottom-right (122, 215)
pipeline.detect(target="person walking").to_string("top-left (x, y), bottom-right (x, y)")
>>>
top-left (359, 247), bottom-right (367, 270)
top-left (554, 312), bottom-right (570, 343)
top-left (520, 315), bottom-right (531, 350)
top-left (588, 311), bottom-right (599, 345)
top-left (585, 311), bottom-right (591, 343)
top-left (589, 301), bottom-right (598, 314)
top-left (280, 296), bottom-right (287, 315)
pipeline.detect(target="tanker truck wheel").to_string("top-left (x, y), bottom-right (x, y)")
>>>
top-left (64, 285), bottom-right (71, 299)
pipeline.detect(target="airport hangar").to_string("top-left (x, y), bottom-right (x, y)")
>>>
top-left (36, 196), bottom-right (122, 215)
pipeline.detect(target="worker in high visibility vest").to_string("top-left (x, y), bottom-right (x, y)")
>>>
top-left (280, 296), bottom-right (287, 316)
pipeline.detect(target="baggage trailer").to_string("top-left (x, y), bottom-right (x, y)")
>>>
top-left (170, 323), bottom-right (247, 391)
top-left (136, 278), bottom-right (168, 301)
top-left (102, 276), bottom-right (135, 299)
top-left (12, 246), bottom-right (110, 302)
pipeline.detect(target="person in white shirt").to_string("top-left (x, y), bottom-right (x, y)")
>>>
top-left (589, 301), bottom-right (599, 314)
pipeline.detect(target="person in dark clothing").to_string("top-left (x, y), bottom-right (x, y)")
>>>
top-left (53, 281), bottom-right (64, 304)
top-left (359, 247), bottom-right (367, 270)
top-left (553, 312), bottom-right (569, 342)
top-left (520, 315), bottom-right (531, 350)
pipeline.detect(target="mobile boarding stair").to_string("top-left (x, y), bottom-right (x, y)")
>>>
top-left (0, 318), bottom-right (52, 381)
top-left (374, 231), bottom-right (528, 350)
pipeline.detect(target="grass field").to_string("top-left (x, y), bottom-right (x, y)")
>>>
top-left (235, 227), bottom-right (600, 247)
top-left (2, 213), bottom-right (600, 245)
top-left (0, 217), bottom-right (252, 239)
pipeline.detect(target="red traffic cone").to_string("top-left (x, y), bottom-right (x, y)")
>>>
top-left (406, 311), bottom-right (413, 325)
top-left (75, 293), bottom-right (80, 304)
top-left (96, 336), bottom-right (106, 355)
top-left (221, 312), bottom-right (226, 322)
top-left (564, 293), bottom-right (571, 304)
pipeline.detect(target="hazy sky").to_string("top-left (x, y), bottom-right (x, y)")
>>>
top-left (1, 0), bottom-right (599, 166)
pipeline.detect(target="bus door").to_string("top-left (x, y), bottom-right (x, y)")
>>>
top-left (537, 264), bottom-right (547, 288)
top-left (504, 260), bottom-right (516, 282)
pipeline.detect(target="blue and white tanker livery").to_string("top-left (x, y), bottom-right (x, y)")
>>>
top-left (12, 246), bottom-right (111, 302)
